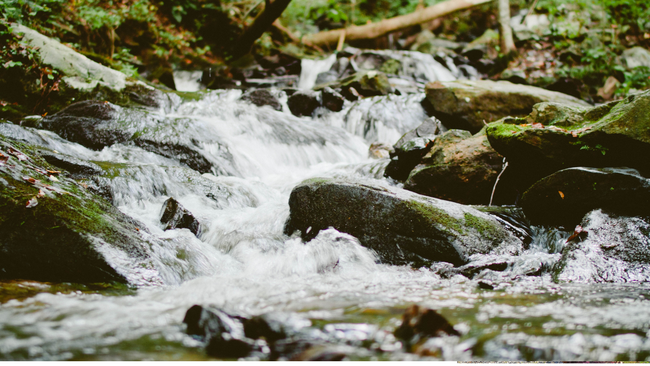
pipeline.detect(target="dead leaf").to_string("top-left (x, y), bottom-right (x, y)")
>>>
top-left (558, 191), bottom-right (565, 199)
top-left (566, 225), bottom-right (588, 243)
top-left (7, 148), bottom-right (28, 161)
top-left (26, 197), bottom-right (38, 208)
top-left (23, 176), bottom-right (38, 184)
top-left (47, 170), bottom-right (61, 175)
top-left (37, 189), bottom-right (45, 198)
top-left (0, 152), bottom-right (7, 165)
top-left (48, 175), bottom-right (59, 182)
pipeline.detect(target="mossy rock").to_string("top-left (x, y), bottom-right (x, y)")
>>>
top-left (425, 80), bottom-right (591, 134)
top-left (283, 178), bottom-right (523, 266)
top-left (486, 90), bottom-right (650, 177)
top-left (0, 131), bottom-right (163, 285)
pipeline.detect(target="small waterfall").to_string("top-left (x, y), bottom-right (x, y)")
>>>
top-left (298, 54), bottom-right (338, 90)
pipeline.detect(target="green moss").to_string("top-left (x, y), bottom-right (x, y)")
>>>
top-left (404, 199), bottom-right (465, 235)
top-left (463, 212), bottom-right (503, 239)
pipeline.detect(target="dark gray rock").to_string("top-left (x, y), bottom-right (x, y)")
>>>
top-left (284, 178), bottom-right (523, 266)
top-left (160, 197), bottom-right (202, 236)
top-left (321, 87), bottom-right (345, 112)
top-left (520, 167), bottom-right (650, 227)
top-left (287, 91), bottom-right (321, 117)
top-left (240, 89), bottom-right (282, 111)
top-left (41, 152), bottom-right (103, 179)
top-left (41, 100), bottom-right (236, 175)
top-left (554, 210), bottom-right (650, 283)
top-left (0, 135), bottom-right (163, 285)
top-left (384, 117), bottom-right (443, 181)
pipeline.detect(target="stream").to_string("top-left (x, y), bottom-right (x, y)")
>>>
top-left (1, 60), bottom-right (650, 361)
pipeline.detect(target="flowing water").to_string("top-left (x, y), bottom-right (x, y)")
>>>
top-left (2, 63), bottom-right (650, 361)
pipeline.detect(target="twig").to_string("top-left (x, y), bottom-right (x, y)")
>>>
top-left (521, 0), bottom-right (540, 25)
top-left (489, 158), bottom-right (508, 206)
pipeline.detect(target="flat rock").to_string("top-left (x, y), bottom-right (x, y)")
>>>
top-left (284, 178), bottom-right (523, 266)
top-left (425, 80), bottom-right (590, 133)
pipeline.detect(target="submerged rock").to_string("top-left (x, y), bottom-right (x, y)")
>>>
top-left (404, 128), bottom-right (506, 205)
top-left (0, 135), bottom-right (163, 285)
top-left (521, 167), bottom-right (650, 227)
top-left (486, 91), bottom-right (650, 178)
top-left (555, 210), bottom-right (650, 283)
top-left (41, 100), bottom-right (236, 175)
top-left (160, 197), bottom-right (202, 236)
top-left (240, 89), bottom-right (283, 111)
top-left (284, 178), bottom-right (523, 266)
top-left (425, 80), bottom-right (590, 133)
top-left (394, 305), bottom-right (460, 344)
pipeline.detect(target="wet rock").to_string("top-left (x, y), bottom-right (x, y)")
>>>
top-left (343, 93), bottom-right (429, 143)
top-left (355, 49), bottom-right (456, 83)
top-left (160, 197), bottom-right (202, 236)
top-left (520, 167), bottom-right (650, 228)
top-left (0, 135), bottom-right (163, 285)
top-left (287, 91), bottom-right (321, 117)
top-left (486, 90), bottom-right (650, 179)
top-left (315, 70), bottom-right (339, 87)
top-left (461, 29), bottom-right (499, 62)
top-left (41, 152), bottom-right (103, 179)
top-left (321, 87), bottom-right (345, 112)
top-left (425, 80), bottom-right (590, 134)
top-left (621, 47), bottom-right (650, 70)
top-left (183, 305), bottom-right (257, 359)
top-left (240, 89), bottom-right (282, 111)
top-left (41, 100), bottom-right (236, 175)
top-left (404, 128), bottom-right (507, 205)
top-left (384, 117), bottom-right (443, 182)
top-left (394, 305), bottom-right (460, 349)
top-left (555, 210), bottom-right (650, 283)
top-left (284, 178), bottom-right (523, 266)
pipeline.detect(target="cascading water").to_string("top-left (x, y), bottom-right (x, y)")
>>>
top-left (2, 81), bottom-right (650, 361)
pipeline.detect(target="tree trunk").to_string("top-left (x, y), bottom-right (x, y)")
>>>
top-left (498, 0), bottom-right (516, 54)
top-left (301, 0), bottom-right (493, 47)
top-left (230, 0), bottom-right (293, 60)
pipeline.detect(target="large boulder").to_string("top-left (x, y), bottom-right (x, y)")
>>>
top-left (554, 210), bottom-right (650, 283)
top-left (425, 80), bottom-right (590, 134)
top-left (283, 178), bottom-right (523, 266)
top-left (621, 47), bottom-right (650, 70)
top-left (0, 133), bottom-right (163, 285)
top-left (520, 167), bottom-right (650, 227)
top-left (41, 100), bottom-right (236, 175)
top-left (486, 91), bottom-right (650, 179)
top-left (404, 128), bottom-right (507, 205)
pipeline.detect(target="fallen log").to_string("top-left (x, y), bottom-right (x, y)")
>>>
top-left (301, 0), bottom-right (494, 47)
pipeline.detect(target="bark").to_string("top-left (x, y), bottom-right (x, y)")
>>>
top-left (498, 0), bottom-right (516, 54)
top-left (301, 0), bottom-right (493, 47)
top-left (230, 0), bottom-right (293, 60)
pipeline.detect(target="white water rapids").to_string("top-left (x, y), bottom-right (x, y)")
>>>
top-left (2, 60), bottom-right (650, 361)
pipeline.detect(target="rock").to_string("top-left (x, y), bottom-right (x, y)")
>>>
top-left (403, 128), bottom-right (507, 205)
top-left (160, 197), bottom-right (202, 236)
top-left (287, 90), bottom-right (321, 117)
top-left (284, 178), bottom-right (523, 266)
top-left (486, 90), bottom-right (650, 179)
top-left (394, 304), bottom-right (460, 350)
top-left (314, 71), bottom-right (339, 87)
top-left (355, 49), bottom-right (456, 83)
top-left (240, 89), bottom-right (283, 111)
top-left (554, 210), bottom-right (650, 283)
top-left (368, 143), bottom-right (392, 159)
top-left (41, 100), bottom-right (236, 175)
top-left (596, 76), bottom-right (620, 101)
top-left (621, 47), bottom-right (650, 70)
top-left (425, 80), bottom-right (590, 134)
top-left (384, 117), bottom-right (443, 182)
top-left (321, 71), bottom-right (394, 99)
top-left (520, 167), bottom-right (650, 227)
top-left (41, 152), bottom-right (104, 179)
top-left (183, 305), bottom-right (257, 359)
top-left (0, 135), bottom-right (163, 285)
top-left (321, 87), bottom-right (345, 112)
top-left (461, 29), bottom-right (499, 62)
